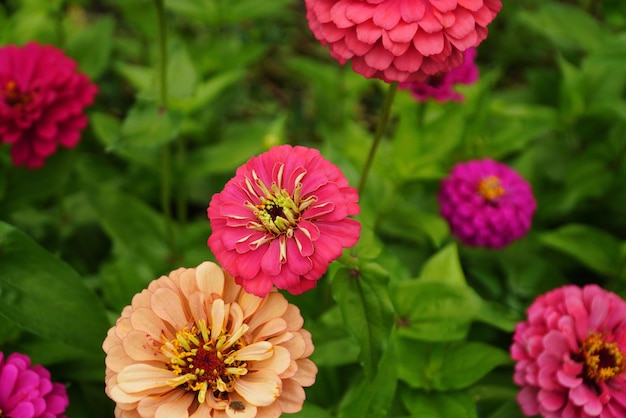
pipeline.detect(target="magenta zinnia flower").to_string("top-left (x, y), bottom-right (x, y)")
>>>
top-left (0, 351), bottom-right (69, 417)
top-left (0, 42), bottom-right (97, 168)
top-left (208, 144), bottom-right (361, 297)
top-left (399, 47), bottom-right (479, 102)
top-left (304, 0), bottom-right (502, 83)
top-left (511, 285), bottom-right (626, 418)
top-left (438, 158), bottom-right (536, 248)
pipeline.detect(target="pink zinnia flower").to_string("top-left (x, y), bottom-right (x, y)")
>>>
top-left (207, 144), bottom-right (361, 297)
top-left (399, 47), bottom-right (479, 102)
top-left (304, 0), bottom-right (502, 83)
top-left (103, 261), bottom-right (318, 417)
top-left (438, 158), bottom-right (536, 248)
top-left (0, 351), bottom-right (69, 418)
top-left (511, 285), bottom-right (626, 418)
top-left (0, 42), bottom-right (97, 168)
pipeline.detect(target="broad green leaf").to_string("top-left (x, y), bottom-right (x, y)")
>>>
top-left (401, 389), bottom-right (477, 418)
top-left (332, 263), bottom-right (394, 376)
top-left (88, 187), bottom-right (170, 272)
top-left (419, 243), bottom-right (466, 286)
top-left (114, 99), bottom-right (183, 150)
top-left (539, 223), bottom-right (621, 277)
top-left (0, 222), bottom-right (108, 352)
top-left (66, 16), bottom-right (115, 79)
top-left (558, 56), bottom-right (585, 123)
top-left (392, 279), bottom-right (481, 341)
top-left (475, 301), bottom-right (523, 332)
top-left (338, 331), bottom-right (398, 418)
top-left (90, 111), bottom-right (121, 148)
top-left (167, 43), bottom-right (198, 100)
top-left (291, 403), bottom-right (333, 418)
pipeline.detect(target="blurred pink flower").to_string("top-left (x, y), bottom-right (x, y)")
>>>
top-left (0, 351), bottom-right (69, 418)
top-left (399, 47), bottom-right (479, 102)
top-left (511, 285), bottom-right (626, 418)
top-left (103, 261), bottom-right (317, 418)
top-left (438, 158), bottom-right (536, 248)
top-left (0, 42), bottom-right (97, 168)
top-left (208, 145), bottom-right (360, 297)
top-left (304, 0), bottom-right (502, 83)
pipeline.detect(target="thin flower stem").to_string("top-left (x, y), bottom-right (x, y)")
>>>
top-left (357, 81), bottom-right (398, 194)
top-left (153, 0), bottom-right (175, 250)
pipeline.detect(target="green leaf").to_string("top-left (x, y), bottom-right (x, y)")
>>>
top-left (419, 243), bottom-right (466, 286)
top-left (88, 187), bottom-right (170, 272)
top-left (332, 263), bottom-right (395, 376)
top-left (0, 222), bottom-right (109, 352)
top-left (66, 16), bottom-right (115, 79)
top-left (114, 98), bottom-right (183, 150)
top-left (338, 330), bottom-right (398, 418)
top-left (539, 223), bottom-right (621, 277)
top-left (475, 301), bottom-right (523, 332)
top-left (392, 279), bottom-right (481, 342)
top-left (167, 43), bottom-right (198, 100)
top-left (401, 389), bottom-right (477, 418)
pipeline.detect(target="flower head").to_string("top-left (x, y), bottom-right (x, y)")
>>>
top-left (304, 0), bottom-right (502, 83)
top-left (0, 42), bottom-right (97, 168)
top-left (207, 144), bottom-right (361, 297)
top-left (438, 158), bottom-right (536, 248)
top-left (103, 261), bottom-right (318, 418)
top-left (0, 351), bottom-right (69, 418)
top-left (511, 285), bottom-right (626, 418)
top-left (399, 47), bottom-right (479, 102)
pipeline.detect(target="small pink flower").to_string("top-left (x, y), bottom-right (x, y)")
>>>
top-left (0, 351), bottom-right (69, 418)
top-left (0, 42), bottom-right (97, 168)
top-left (304, 0), bottom-right (502, 83)
top-left (511, 285), bottom-right (626, 418)
top-left (399, 47), bottom-right (479, 102)
top-left (208, 145), bottom-right (360, 297)
top-left (438, 158), bottom-right (536, 248)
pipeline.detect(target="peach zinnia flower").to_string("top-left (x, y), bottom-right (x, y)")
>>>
top-left (103, 261), bottom-right (317, 418)
top-left (305, 0), bottom-right (502, 83)
top-left (207, 144), bottom-right (360, 297)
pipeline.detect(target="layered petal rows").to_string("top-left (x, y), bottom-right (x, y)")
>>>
top-left (511, 285), bottom-right (626, 418)
top-left (0, 351), bottom-right (69, 418)
top-left (305, 0), bottom-right (502, 82)
top-left (207, 144), bottom-right (361, 297)
top-left (438, 158), bottom-right (536, 248)
top-left (0, 42), bottom-right (97, 168)
top-left (103, 261), bottom-right (317, 418)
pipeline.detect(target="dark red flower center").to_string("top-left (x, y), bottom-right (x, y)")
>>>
top-left (2, 80), bottom-right (33, 109)
top-left (161, 321), bottom-right (248, 403)
top-left (477, 175), bottom-right (505, 201)
top-left (581, 333), bottom-right (625, 383)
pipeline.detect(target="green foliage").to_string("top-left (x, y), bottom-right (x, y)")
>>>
top-left (0, 0), bottom-right (625, 416)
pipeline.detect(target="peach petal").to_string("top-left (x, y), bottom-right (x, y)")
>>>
top-left (250, 345), bottom-right (292, 376)
top-left (117, 364), bottom-right (174, 393)
top-left (196, 261), bottom-right (226, 298)
top-left (238, 291), bottom-right (263, 320)
top-left (154, 394), bottom-right (194, 418)
top-left (130, 307), bottom-right (166, 339)
top-left (189, 402), bottom-right (213, 418)
top-left (277, 331), bottom-right (305, 359)
top-left (187, 292), bottom-right (208, 327)
top-left (151, 287), bottom-right (188, 329)
top-left (291, 359), bottom-right (318, 387)
top-left (277, 378), bottom-right (306, 413)
top-left (252, 317), bottom-right (288, 341)
top-left (122, 330), bottom-right (164, 362)
top-left (247, 293), bottom-right (288, 334)
top-left (236, 341), bottom-right (273, 361)
top-left (234, 370), bottom-right (282, 407)
top-left (136, 389), bottom-right (190, 418)
top-left (225, 393), bottom-right (257, 418)
top-left (211, 299), bottom-right (226, 341)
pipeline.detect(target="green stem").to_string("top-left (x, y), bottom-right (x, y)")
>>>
top-left (357, 81), bottom-right (398, 194)
top-left (153, 0), bottom-right (175, 250)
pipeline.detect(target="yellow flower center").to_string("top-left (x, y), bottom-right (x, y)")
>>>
top-left (581, 333), bottom-right (625, 383)
top-left (477, 175), bottom-right (505, 201)
top-left (2, 80), bottom-right (33, 109)
top-left (161, 320), bottom-right (249, 403)
top-left (245, 167), bottom-right (316, 236)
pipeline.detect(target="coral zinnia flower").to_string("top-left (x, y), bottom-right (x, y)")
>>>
top-left (511, 285), bottom-right (626, 418)
top-left (305, 0), bottom-right (502, 83)
top-left (399, 47), bottom-right (479, 102)
top-left (438, 158), bottom-right (536, 248)
top-left (0, 42), bottom-right (97, 168)
top-left (103, 261), bottom-right (318, 418)
top-left (0, 351), bottom-right (69, 417)
top-left (207, 144), bottom-right (361, 297)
